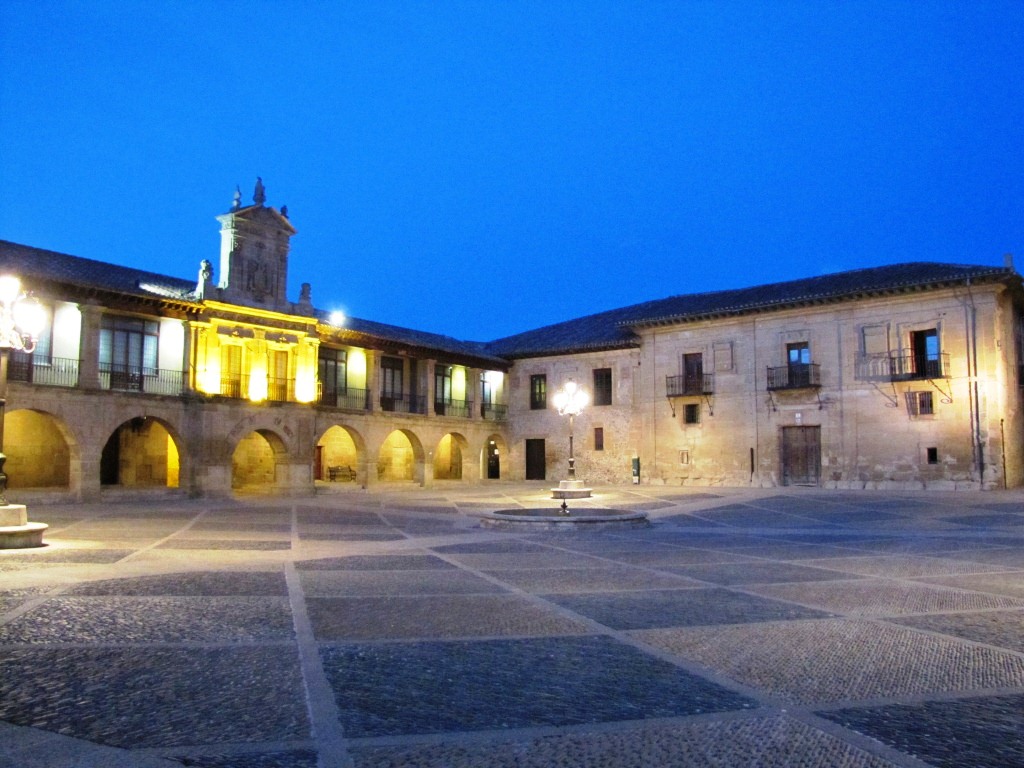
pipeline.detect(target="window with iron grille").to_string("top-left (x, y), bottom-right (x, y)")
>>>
top-left (593, 367), bottom-right (612, 406)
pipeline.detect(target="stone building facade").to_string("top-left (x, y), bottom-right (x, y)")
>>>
top-left (2, 182), bottom-right (1022, 500)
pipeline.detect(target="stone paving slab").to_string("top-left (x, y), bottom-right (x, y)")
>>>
top-left (590, 547), bottom-right (764, 566)
top-left (346, 715), bottom-right (903, 768)
top-left (308, 594), bottom-right (590, 640)
top-left (439, 551), bottom-right (612, 570)
top-left (4, 484), bottom-right (1024, 768)
top-left (0, 646), bottom-right (308, 749)
top-left (0, 596), bottom-right (295, 643)
top-left (663, 560), bottom-right (863, 585)
top-left (820, 694), bottom-right (1024, 768)
top-left (321, 635), bottom-right (756, 738)
top-left (747, 578), bottom-right (1024, 616)
top-left (800, 554), bottom-right (1012, 578)
top-left (632, 618), bottom-right (1024, 705)
top-left (300, 569), bottom-right (508, 597)
top-left (544, 587), bottom-right (832, 630)
top-left (889, 609), bottom-right (1024, 653)
top-left (295, 554), bottom-right (457, 571)
top-left (482, 564), bottom-right (706, 593)
top-left (173, 749), bottom-right (319, 768)
top-left (917, 571), bottom-right (1024, 599)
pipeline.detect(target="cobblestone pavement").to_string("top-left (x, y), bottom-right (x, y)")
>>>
top-left (2, 484), bottom-right (1023, 767)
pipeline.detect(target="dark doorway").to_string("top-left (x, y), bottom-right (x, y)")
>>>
top-left (525, 439), bottom-right (546, 480)
top-left (100, 432), bottom-right (120, 485)
top-left (781, 426), bottom-right (821, 486)
top-left (486, 442), bottom-right (500, 479)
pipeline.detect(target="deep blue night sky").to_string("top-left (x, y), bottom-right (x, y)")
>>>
top-left (2, 2), bottom-right (1022, 340)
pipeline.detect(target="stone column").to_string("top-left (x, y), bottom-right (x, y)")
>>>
top-left (469, 367), bottom-right (481, 419)
top-left (180, 319), bottom-right (194, 393)
top-left (365, 350), bottom-right (378, 411)
top-left (425, 359), bottom-right (436, 417)
top-left (77, 302), bottom-right (102, 390)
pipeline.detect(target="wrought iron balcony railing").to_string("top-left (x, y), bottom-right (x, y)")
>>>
top-left (318, 386), bottom-right (370, 410)
top-left (481, 403), bottom-right (508, 421)
top-left (767, 363), bottom-right (821, 390)
top-left (435, 398), bottom-right (472, 418)
top-left (220, 374), bottom-right (247, 399)
top-left (666, 373), bottom-right (714, 397)
top-left (7, 355), bottom-right (80, 388)
top-left (380, 392), bottom-right (427, 414)
top-left (854, 352), bottom-right (950, 381)
top-left (266, 376), bottom-right (293, 403)
top-left (101, 363), bottom-right (184, 395)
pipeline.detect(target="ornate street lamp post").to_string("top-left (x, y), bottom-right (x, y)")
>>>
top-left (550, 379), bottom-right (592, 514)
top-left (553, 379), bottom-right (588, 481)
top-left (0, 275), bottom-right (48, 548)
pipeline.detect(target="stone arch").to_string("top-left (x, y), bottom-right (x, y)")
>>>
top-left (4, 409), bottom-right (76, 489)
top-left (377, 429), bottom-right (425, 483)
top-left (481, 433), bottom-right (508, 480)
top-left (315, 424), bottom-right (367, 485)
top-left (231, 428), bottom-right (288, 491)
top-left (434, 432), bottom-right (469, 480)
top-left (99, 416), bottom-right (183, 489)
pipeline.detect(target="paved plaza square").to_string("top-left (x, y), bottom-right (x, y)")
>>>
top-left (1, 485), bottom-right (1023, 767)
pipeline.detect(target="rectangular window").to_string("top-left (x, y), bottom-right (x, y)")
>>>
top-left (684, 403), bottom-right (700, 424)
top-left (221, 344), bottom-right (242, 398)
top-left (926, 446), bottom-right (939, 464)
top-left (594, 427), bottom-right (604, 451)
top-left (530, 374), bottom-right (547, 410)
top-left (380, 356), bottom-right (403, 411)
top-left (435, 365), bottom-right (453, 415)
top-left (787, 341), bottom-right (810, 365)
top-left (593, 367), bottom-right (612, 406)
top-left (100, 315), bottom-right (158, 391)
top-left (268, 349), bottom-right (289, 401)
top-left (906, 390), bottom-right (935, 417)
top-left (318, 348), bottom-right (347, 402)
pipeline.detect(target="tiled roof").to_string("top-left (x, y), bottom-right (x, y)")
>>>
top-left (3, 240), bottom-right (1014, 365)
top-left (0, 240), bottom-right (198, 302)
top-left (486, 261), bottom-right (1016, 358)
top-left (0, 240), bottom-right (505, 365)
top-left (317, 311), bottom-right (506, 366)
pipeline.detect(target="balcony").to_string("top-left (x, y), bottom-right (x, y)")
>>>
top-left (666, 373), bottom-right (714, 397)
top-left (854, 353), bottom-right (951, 381)
top-left (435, 398), bottom-right (472, 418)
top-left (7, 356), bottom-right (80, 388)
top-left (318, 386), bottom-right (370, 410)
top-left (380, 392), bottom-right (427, 414)
top-left (767, 363), bottom-right (821, 390)
top-left (267, 376), bottom-right (293, 403)
top-left (221, 374), bottom-right (246, 399)
top-left (101, 364), bottom-right (184, 395)
top-left (481, 403), bottom-right (508, 421)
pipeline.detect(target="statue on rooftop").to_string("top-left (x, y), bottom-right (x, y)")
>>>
top-left (253, 177), bottom-right (266, 206)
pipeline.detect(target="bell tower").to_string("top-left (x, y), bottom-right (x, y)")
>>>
top-left (215, 178), bottom-right (297, 311)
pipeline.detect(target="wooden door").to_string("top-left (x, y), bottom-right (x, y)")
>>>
top-left (525, 439), bottom-right (546, 480)
top-left (781, 426), bottom-right (821, 486)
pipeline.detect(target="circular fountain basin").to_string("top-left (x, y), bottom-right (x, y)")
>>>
top-left (479, 507), bottom-right (649, 531)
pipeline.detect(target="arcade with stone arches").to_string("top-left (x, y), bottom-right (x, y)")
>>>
top-left (2, 394), bottom-right (515, 500)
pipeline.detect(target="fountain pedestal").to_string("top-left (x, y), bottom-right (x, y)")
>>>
top-left (551, 479), bottom-right (592, 500)
top-left (0, 504), bottom-right (47, 548)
